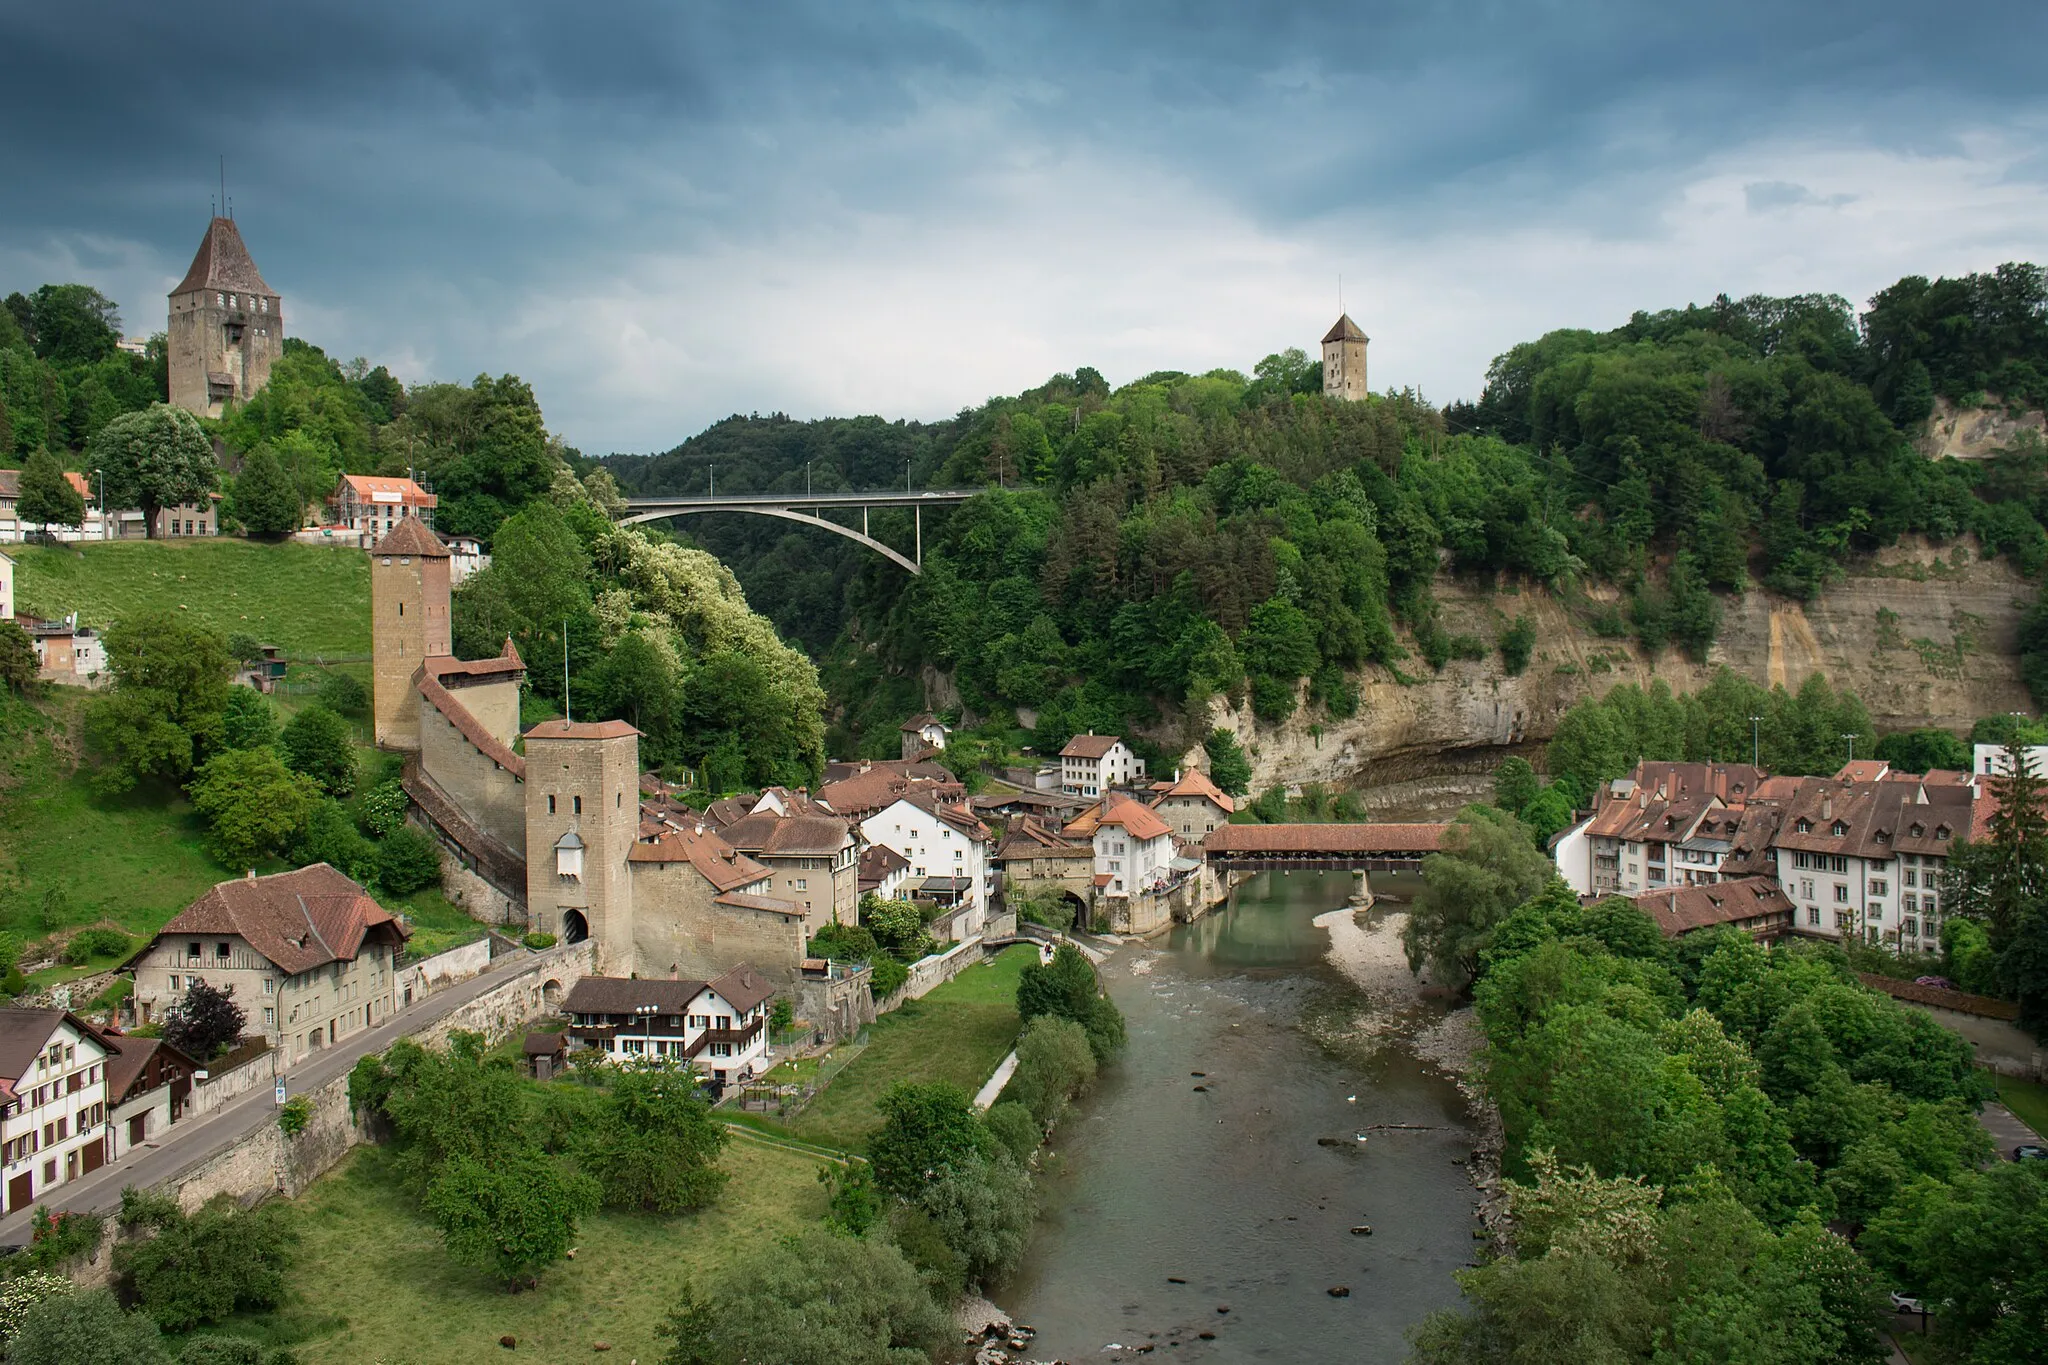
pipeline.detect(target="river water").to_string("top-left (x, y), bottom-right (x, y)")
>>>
top-left (997, 871), bottom-right (1480, 1362)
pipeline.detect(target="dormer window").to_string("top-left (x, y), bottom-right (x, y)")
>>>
top-left (1831, 822), bottom-right (1848, 837)
top-left (1910, 823), bottom-right (1924, 838)
top-left (1935, 825), bottom-right (1951, 839)
top-left (1795, 819), bottom-right (1812, 834)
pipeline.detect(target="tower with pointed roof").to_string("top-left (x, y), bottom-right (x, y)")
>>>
top-left (167, 216), bottom-right (284, 418)
top-left (1321, 314), bottom-right (1369, 401)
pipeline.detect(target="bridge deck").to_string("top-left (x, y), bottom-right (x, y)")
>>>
top-left (1201, 822), bottom-right (1449, 860)
top-left (621, 488), bottom-right (986, 512)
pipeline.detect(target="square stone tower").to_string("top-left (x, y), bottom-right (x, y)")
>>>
top-left (1321, 313), bottom-right (1369, 401)
top-left (368, 518), bottom-right (452, 751)
top-left (168, 217), bottom-right (285, 418)
top-left (524, 721), bottom-right (643, 970)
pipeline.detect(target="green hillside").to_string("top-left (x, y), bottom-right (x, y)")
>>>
top-left (11, 539), bottom-right (370, 658)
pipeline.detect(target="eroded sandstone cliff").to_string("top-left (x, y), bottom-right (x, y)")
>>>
top-left (1194, 539), bottom-right (2035, 818)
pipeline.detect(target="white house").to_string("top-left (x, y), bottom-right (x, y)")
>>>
top-left (859, 789), bottom-right (996, 917)
top-left (857, 843), bottom-right (912, 901)
top-left (899, 713), bottom-right (951, 759)
top-left (1972, 743), bottom-right (2048, 780)
top-left (125, 864), bottom-right (411, 1070)
top-left (0, 1010), bottom-right (116, 1214)
top-left (1060, 733), bottom-right (1145, 798)
top-left (1149, 768), bottom-right (1236, 837)
top-left (0, 549), bottom-right (12, 620)
top-left (1552, 813), bottom-right (1594, 896)
top-left (561, 966), bottom-right (775, 1091)
top-left (445, 535), bottom-right (489, 587)
top-left (1070, 795), bottom-right (1176, 897)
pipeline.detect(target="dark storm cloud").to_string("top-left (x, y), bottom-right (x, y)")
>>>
top-left (1, 1), bottom-right (2043, 447)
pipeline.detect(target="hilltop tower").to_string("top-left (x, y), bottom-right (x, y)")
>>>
top-left (369, 518), bottom-right (452, 751)
top-left (1321, 314), bottom-right (1369, 401)
top-left (525, 721), bottom-right (643, 966)
top-left (168, 217), bottom-right (284, 418)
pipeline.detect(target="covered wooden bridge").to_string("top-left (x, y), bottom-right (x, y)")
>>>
top-left (1201, 822), bottom-right (1450, 872)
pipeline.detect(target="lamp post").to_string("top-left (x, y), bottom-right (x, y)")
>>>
top-left (635, 1002), bottom-right (658, 1059)
top-left (1749, 715), bottom-right (1762, 770)
top-left (1842, 733), bottom-right (1857, 764)
top-left (805, 461), bottom-right (812, 498)
top-left (93, 468), bottom-right (105, 540)
top-left (708, 464), bottom-right (715, 498)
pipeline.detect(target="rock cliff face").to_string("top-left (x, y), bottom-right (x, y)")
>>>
top-left (1920, 396), bottom-right (2046, 461)
top-left (1192, 540), bottom-right (2036, 819)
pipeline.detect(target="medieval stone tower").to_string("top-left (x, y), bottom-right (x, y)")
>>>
top-left (524, 721), bottom-right (643, 965)
top-left (368, 518), bottom-right (452, 751)
top-left (168, 217), bottom-right (285, 418)
top-left (1321, 313), bottom-right (1369, 401)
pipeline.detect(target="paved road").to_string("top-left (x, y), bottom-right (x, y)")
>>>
top-left (0, 950), bottom-right (550, 1246)
top-left (1978, 1100), bottom-right (2045, 1160)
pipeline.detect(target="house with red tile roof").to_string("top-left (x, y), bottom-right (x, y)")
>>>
top-left (126, 865), bottom-right (411, 1071)
top-left (1059, 732), bottom-right (1145, 797)
top-left (1630, 876), bottom-right (1795, 941)
top-left (0, 1009), bottom-right (120, 1213)
top-left (1150, 767), bottom-right (1236, 837)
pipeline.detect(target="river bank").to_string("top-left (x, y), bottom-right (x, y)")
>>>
top-left (997, 871), bottom-right (1479, 1361)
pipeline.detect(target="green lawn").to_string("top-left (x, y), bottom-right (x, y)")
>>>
top-left (202, 1136), bottom-right (828, 1365)
top-left (10, 539), bottom-right (370, 658)
top-left (787, 945), bottom-right (1036, 1152)
top-left (0, 692), bottom-right (230, 942)
top-left (1996, 1074), bottom-right (2048, 1138)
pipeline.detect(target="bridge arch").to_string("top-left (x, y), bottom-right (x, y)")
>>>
top-left (616, 504), bottom-right (924, 575)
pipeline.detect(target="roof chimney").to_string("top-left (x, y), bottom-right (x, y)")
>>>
top-left (1822, 794), bottom-right (1833, 821)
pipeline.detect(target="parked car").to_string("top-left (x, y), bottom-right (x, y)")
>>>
top-left (1890, 1292), bottom-right (1925, 1314)
top-left (1912, 976), bottom-right (1957, 990)
top-left (2015, 1145), bottom-right (2047, 1162)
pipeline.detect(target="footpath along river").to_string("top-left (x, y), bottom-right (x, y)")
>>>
top-left (997, 870), bottom-right (1483, 1362)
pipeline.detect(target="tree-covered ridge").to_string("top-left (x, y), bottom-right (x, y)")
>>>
top-left (0, 285), bottom-right (163, 458)
top-left (608, 264), bottom-right (2048, 759)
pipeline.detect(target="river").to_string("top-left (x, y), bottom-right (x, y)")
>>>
top-left (997, 870), bottom-right (1482, 1362)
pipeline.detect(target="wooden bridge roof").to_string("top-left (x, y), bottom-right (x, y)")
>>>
top-left (1202, 823), bottom-right (1448, 855)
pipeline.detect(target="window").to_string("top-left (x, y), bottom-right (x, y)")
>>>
top-left (573, 796), bottom-right (583, 815)
top-left (1903, 894), bottom-right (1917, 913)
top-left (1807, 907), bottom-right (1821, 925)
top-left (186, 942), bottom-right (201, 960)
top-left (264, 1007), bottom-right (275, 1028)
top-left (263, 978), bottom-right (275, 994)
top-left (793, 878), bottom-right (807, 891)
top-left (547, 795), bottom-right (556, 814)
top-left (1904, 869), bottom-right (1918, 887)
top-left (216, 943), bottom-right (231, 961)
top-left (1903, 917), bottom-right (1918, 938)
top-left (1834, 884), bottom-right (1849, 902)
top-left (1800, 879), bottom-right (1813, 899)
top-left (1869, 879), bottom-right (1888, 897)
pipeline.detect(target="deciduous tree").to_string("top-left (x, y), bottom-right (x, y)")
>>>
top-left (583, 1059), bottom-right (730, 1213)
top-left (189, 748), bottom-right (319, 868)
top-left (424, 1150), bottom-right (599, 1288)
top-left (278, 704), bottom-right (356, 796)
top-left (15, 448), bottom-right (84, 530)
top-left (159, 980), bottom-right (247, 1062)
top-left (89, 404), bottom-right (217, 539)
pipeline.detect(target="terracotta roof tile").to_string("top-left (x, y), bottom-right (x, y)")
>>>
top-left (417, 671), bottom-right (526, 779)
top-left (372, 517), bottom-right (449, 558)
top-left (628, 824), bottom-right (773, 892)
top-left (1630, 876), bottom-right (1795, 938)
top-left (1060, 734), bottom-right (1122, 759)
top-left (1201, 823), bottom-right (1448, 854)
top-left (1152, 767), bottom-right (1236, 814)
top-left (526, 718), bottom-right (641, 741)
top-left (718, 811), bottom-right (853, 858)
top-left (155, 865), bottom-right (409, 977)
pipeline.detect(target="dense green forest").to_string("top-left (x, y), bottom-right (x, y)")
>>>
top-left (606, 264), bottom-right (2048, 760)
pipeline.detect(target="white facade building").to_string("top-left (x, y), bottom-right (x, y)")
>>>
top-left (1060, 733), bottom-right (1145, 798)
top-left (1086, 798), bottom-right (1175, 896)
top-left (860, 792), bottom-right (995, 914)
top-left (0, 549), bottom-right (12, 620)
top-left (0, 1010), bottom-right (115, 1215)
top-left (1972, 743), bottom-right (2048, 780)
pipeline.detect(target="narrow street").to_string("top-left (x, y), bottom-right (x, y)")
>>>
top-left (0, 949), bottom-right (548, 1245)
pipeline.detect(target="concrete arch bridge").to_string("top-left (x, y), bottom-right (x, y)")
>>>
top-left (617, 488), bottom-right (990, 575)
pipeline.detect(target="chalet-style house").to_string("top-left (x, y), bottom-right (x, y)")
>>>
top-left (105, 1036), bottom-right (200, 1159)
top-left (561, 966), bottom-right (776, 1090)
top-left (125, 865), bottom-right (411, 1070)
top-left (0, 1010), bottom-right (117, 1213)
top-left (859, 789), bottom-right (996, 916)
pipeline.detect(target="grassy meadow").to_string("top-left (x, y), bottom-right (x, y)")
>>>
top-left (10, 538), bottom-right (370, 658)
top-left (196, 1137), bottom-right (828, 1365)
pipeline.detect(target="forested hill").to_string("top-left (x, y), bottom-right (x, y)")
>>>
top-left (604, 264), bottom-right (2048, 762)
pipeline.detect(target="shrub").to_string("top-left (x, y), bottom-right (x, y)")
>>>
top-left (375, 825), bottom-right (441, 895)
top-left (59, 927), bottom-right (129, 965)
top-left (818, 1160), bottom-right (883, 1236)
top-left (277, 1096), bottom-right (313, 1138)
top-left (178, 1338), bottom-right (297, 1365)
top-left (582, 1059), bottom-right (730, 1214)
top-left (278, 705), bottom-right (356, 796)
top-left (357, 779), bottom-right (408, 838)
top-left (315, 671), bottom-right (368, 717)
top-left (983, 1101), bottom-right (1039, 1165)
top-left (1500, 615), bottom-right (1537, 675)
top-left (868, 1082), bottom-right (995, 1198)
top-left (17, 1207), bottom-right (104, 1272)
top-left (0, 1273), bottom-right (74, 1348)
top-left (116, 1198), bottom-right (294, 1332)
top-left (160, 980), bottom-right (247, 1062)
top-left (1017, 944), bottom-right (1126, 1061)
top-left (6, 1287), bottom-right (170, 1365)
top-left (523, 931), bottom-right (557, 950)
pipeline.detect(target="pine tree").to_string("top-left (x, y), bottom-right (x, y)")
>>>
top-left (14, 448), bottom-right (84, 531)
top-left (1984, 738), bottom-right (2048, 944)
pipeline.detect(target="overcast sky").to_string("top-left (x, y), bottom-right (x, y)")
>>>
top-left (3, 1), bottom-right (2044, 454)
